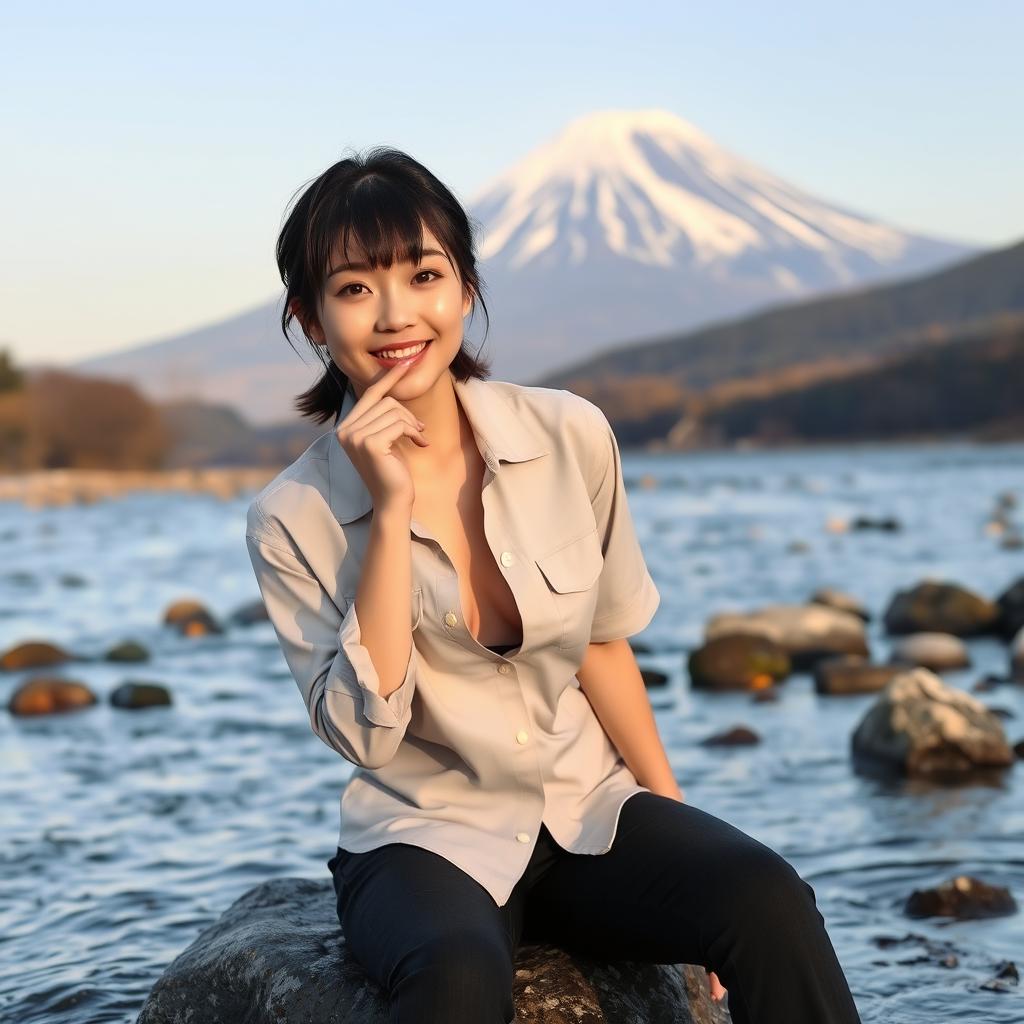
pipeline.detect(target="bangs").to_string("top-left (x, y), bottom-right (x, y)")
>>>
top-left (307, 175), bottom-right (448, 300)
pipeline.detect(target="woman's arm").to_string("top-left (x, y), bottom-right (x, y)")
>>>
top-left (576, 637), bottom-right (685, 802)
top-left (245, 497), bottom-right (419, 771)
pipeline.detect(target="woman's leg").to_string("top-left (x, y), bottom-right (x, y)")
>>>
top-left (523, 792), bottom-right (862, 1024)
top-left (329, 843), bottom-right (522, 1024)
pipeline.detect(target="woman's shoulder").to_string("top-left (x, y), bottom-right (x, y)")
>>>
top-left (486, 379), bottom-right (610, 478)
top-left (245, 428), bottom-right (337, 551)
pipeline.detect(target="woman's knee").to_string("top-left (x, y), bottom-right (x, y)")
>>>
top-left (715, 838), bottom-right (819, 928)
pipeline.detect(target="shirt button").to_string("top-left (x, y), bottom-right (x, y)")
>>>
top-left (516, 729), bottom-right (529, 744)
top-left (500, 550), bottom-right (514, 567)
top-left (497, 664), bottom-right (511, 675)
top-left (515, 832), bottom-right (531, 843)
top-left (444, 611), bottom-right (458, 627)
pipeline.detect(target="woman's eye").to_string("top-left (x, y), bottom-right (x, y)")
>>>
top-left (336, 269), bottom-right (440, 298)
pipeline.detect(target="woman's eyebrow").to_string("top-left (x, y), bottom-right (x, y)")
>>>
top-left (328, 247), bottom-right (447, 279)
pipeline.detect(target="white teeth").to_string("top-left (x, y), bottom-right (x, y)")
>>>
top-left (375, 341), bottom-right (427, 359)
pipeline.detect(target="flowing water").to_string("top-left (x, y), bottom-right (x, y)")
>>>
top-left (1, 439), bottom-right (1022, 1022)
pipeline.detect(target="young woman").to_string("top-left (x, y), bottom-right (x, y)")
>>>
top-left (245, 147), bottom-right (863, 1024)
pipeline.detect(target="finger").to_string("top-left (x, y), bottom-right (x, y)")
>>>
top-left (344, 397), bottom-right (423, 440)
top-left (347, 360), bottom-right (416, 420)
top-left (364, 417), bottom-right (429, 454)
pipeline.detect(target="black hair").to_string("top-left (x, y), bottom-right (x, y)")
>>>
top-left (275, 146), bottom-right (493, 424)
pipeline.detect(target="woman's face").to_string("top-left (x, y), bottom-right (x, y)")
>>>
top-left (308, 224), bottom-right (472, 398)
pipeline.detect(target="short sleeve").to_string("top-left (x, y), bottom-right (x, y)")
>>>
top-left (585, 404), bottom-right (661, 643)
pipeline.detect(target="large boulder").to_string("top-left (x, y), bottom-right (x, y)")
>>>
top-left (882, 581), bottom-right (1000, 637)
top-left (136, 877), bottom-right (730, 1024)
top-left (851, 667), bottom-right (1015, 779)
top-left (705, 603), bottom-right (868, 671)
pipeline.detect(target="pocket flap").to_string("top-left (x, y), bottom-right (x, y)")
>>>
top-left (535, 529), bottom-right (603, 593)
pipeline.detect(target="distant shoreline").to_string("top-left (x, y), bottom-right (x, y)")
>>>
top-left (0, 466), bottom-right (280, 507)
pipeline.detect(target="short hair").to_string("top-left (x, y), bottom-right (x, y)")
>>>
top-left (275, 146), bottom-right (492, 424)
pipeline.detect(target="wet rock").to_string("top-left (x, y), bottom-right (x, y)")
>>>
top-left (135, 876), bottom-right (728, 1024)
top-left (980, 960), bottom-right (1019, 993)
top-left (851, 667), bottom-right (1015, 779)
top-left (705, 603), bottom-right (868, 671)
top-left (1011, 626), bottom-right (1024, 681)
top-left (228, 599), bottom-right (270, 627)
top-left (996, 576), bottom-right (1024, 640)
top-left (888, 632), bottom-right (971, 671)
top-left (688, 634), bottom-right (790, 691)
top-left (104, 640), bottom-right (151, 663)
top-left (641, 667), bottom-right (670, 689)
top-left (109, 681), bottom-right (172, 708)
top-left (809, 588), bottom-right (871, 622)
top-left (904, 875), bottom-right (1017, 920)
top-left (0, 640), bottom-right (74, 671)
top-left (883, 581), bottom-right (1000, 637)
top-left (701, 726), bottom-right (760, 746)
top-left (850, 515), bottom-right (901, 532)
top-left (814, 655), bottom-right (904, 695)
top-left (7, 676), bottom-right (97, 716)
top-left (162, 599), bottom-right (223, 637)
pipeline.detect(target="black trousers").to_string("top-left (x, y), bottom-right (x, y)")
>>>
top-left (326, 792), bottom-right (862, 1024)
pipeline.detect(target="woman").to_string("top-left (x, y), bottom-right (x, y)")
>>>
top-left (245, 146), bottom-right (862, 1023)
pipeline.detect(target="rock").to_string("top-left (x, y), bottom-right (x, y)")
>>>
top-left (688, 634), bottom-right (790, 691)
top-left (104, 640), bottom-right (151, 663)
top-left (851, 667), bottom-right (1015, 779)
top-left (162, 599), bottom-right (223, 637)
top-left (888, 633), bottom-right (971, 671)
top-left (809, 588), bottom-right (870, 622)
top-left (705, 603), bottom-right (868, 671)
top-left (7, 676), bottom-right (97, 716)
top-left (641, 667), bottom-right (670, 689)
top-left (904, 875), bottom-right (1018, 920)
top-left (0, 640), bottom-right (74, 671)
top-left (850, 515), bottom-right (901, 532)
top-left (882, 581), bottom-right (1000, 637)
top-left (135, 877), bottom-right (728, 1024)
top-left (109, 681), bottom-right (172, 709)
top-left (995, 577), bottom-right (1024, 638)
top-left (814, 655), bottom-right (904, 695)
top-left (228, 599), bottom-right (270, 627)
top-left (701, 726), bottom-right (760, 746)
top-left (1011, 626), bottom-right (1024, 681)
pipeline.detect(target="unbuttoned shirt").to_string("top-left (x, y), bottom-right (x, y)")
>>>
top-left (244, 374), bottom-right (661, 907)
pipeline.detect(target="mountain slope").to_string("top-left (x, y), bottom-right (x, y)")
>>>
top-left (70, 107), bottom-right (980, 424)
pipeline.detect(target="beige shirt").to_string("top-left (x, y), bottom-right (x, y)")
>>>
top-left (244, 374), bottom-right (661, 907)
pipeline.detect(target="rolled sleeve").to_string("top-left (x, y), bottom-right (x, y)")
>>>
top-left (336, 597), bottom-right (417, 728)
top-left (584, 404), bottom-right (661, 643)
top-left (244, 500), bottom-right (416, 769)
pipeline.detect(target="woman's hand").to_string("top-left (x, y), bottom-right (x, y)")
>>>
top-left (706, 969), bottom-right (727, 1003)
top-left (335, 361), bottom-right (429, 512)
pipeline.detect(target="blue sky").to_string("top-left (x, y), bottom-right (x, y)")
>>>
top-left (2, 0), bottom-right (1020, 364)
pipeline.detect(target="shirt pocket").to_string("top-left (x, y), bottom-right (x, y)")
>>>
top-left (534, 528), bottom-right (604, 649)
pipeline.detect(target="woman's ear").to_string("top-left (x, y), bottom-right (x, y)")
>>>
top-left (289, 296), bottom-right (326, 345)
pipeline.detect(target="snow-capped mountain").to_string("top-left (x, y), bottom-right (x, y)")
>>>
top-left (470, 108), bottom-right (975, 382)
top-left (73, 108), bottom-right (980, 423)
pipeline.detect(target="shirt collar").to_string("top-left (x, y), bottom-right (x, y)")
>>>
top-left (328, 374), bottom-right (551, 525)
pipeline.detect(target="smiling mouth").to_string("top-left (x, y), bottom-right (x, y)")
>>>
top-left (369, 339), bottom-right (432, 358)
